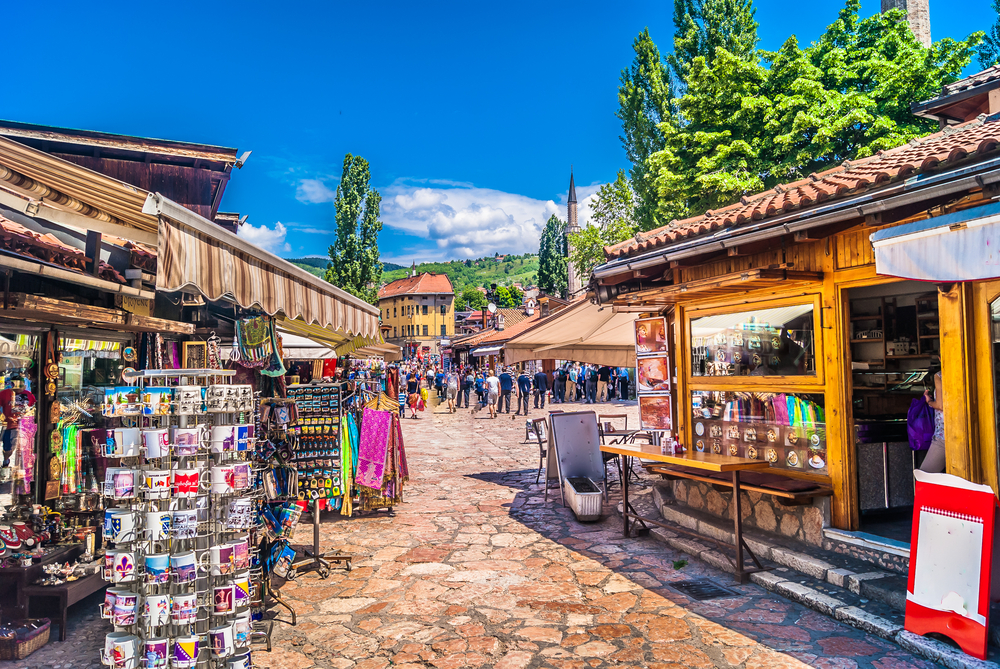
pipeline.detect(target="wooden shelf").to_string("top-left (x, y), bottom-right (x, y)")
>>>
top-left (851, 338), bottom-right (884, 343)
top-left (885, 354), bottom-right (934, 360)
top-left (851, 314), bottom-right (883, 321)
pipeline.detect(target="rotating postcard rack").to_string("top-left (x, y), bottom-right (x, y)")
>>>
top-left (98, 369), bottom-right (265, 669)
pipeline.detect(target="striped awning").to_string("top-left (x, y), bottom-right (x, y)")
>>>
top-left (147, 193), bottom-right (380, 339)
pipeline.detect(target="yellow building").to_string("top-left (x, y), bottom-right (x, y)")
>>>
top-left (378, 272), bottom-right (455, 358)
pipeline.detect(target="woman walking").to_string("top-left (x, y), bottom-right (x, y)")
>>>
top-left (446, 370), bottom-right (459, 413)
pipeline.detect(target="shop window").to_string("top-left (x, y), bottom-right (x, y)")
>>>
top-left (423, 325), bottom-right (429, 336)
top-left (441, 305), bottom-right (447, 315)
top-left (423, 305), bottom-right (428, 315)
top-left (689, 304), bottom-right (815, 377)
top-left (690, 390), bottom-right (827, 475)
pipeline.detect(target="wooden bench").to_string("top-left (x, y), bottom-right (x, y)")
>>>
top-left (645, 463), bottom-right (833, 506)
top-left (21, 571), bottom-right (106, 641)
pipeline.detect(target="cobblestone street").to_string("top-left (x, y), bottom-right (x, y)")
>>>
top-left (254, 399), bottom-right (941, 669)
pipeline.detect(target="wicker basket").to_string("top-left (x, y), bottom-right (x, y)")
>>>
top-left (0, 618), bottom-right (51, 660)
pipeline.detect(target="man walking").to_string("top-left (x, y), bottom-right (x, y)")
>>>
top-left (597, 365), bottom-right (611, 403)
top-left (499, 367), bottom-right (514, 414)
top-left (554, 366), bottom-right (566, 403)
top-left (461, 368), bottom-right (473, 409)
top-left (533, 367), bottom-right (548, 409)
top-left (567, 364), bottom-right (577, 403)
top-left (435, 368), bottom-right (445, 400)
top-left (516, 368), bottom-right (532, 415)
top-left (485, 370), bottom-right (500, 419)
top-left (585, 365), bottom-right (598, 404)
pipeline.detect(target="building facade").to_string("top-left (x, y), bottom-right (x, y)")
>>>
top-left (378, 272), bottom-right (455, 358)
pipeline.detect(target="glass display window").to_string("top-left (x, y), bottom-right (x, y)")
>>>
top-left (689, 303), bottom-right (816, 377)
top-left (690, 390), bottom-right (827, 475)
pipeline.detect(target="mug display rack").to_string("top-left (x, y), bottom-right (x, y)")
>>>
top-left (98, 369), bottom-right (263, 669)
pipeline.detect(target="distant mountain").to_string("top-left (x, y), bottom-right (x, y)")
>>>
top-left (381, 255), bottom-right (538, 296)
top-left (288, 258), bottom-right (406, 279)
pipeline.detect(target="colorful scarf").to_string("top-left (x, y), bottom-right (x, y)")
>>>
top-left (356, 408), bottom-right (392, 491)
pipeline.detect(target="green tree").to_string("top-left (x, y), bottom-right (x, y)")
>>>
top-left (668, 0), bottom-right (760, 84)
top-left (537, 215), bottom-right (568, 297)
top-left (570, 171), bottom-right (639, 280)
top-left (617, 29), bottom-right (675, 231)
top-left (646, 0), bottom-right (982, 221)
top-left (981, 0), bottom-right (1000, 68)
top-left (494, 286), bottom-right (515, 308)
top-left (508, 285), bottom-right (524, 306)
top-left (324, 154), bottom-right (383, 304)
top-left (454, 286), bottom-right (487, 311)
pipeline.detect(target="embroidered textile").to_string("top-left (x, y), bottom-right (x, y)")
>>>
top-left (356, 408), bottom-right (392, 491)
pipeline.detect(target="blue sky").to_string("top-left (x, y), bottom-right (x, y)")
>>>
top-left (2, 0), bottom-right (994, 263)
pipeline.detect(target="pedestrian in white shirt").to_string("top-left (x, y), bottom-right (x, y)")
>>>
top-left (485, 371), bottom-right (500, 419)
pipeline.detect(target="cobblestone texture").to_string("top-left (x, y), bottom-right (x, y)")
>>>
top-left (3, 398), bottom-right (945, 668)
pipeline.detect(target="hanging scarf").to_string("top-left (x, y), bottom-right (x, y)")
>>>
top-left (235, 316), bottom-right (273, 369)
top-left (340, 415), bottom-right (353, 517)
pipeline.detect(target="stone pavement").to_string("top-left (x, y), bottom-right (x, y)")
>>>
top-left (257, 398), bottom-right (943, 669)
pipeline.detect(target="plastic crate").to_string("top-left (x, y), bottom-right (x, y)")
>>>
top-left (563, 477), bottom-right (603, 522)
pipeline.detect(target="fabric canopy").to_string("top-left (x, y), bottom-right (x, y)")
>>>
top-left (146, 193), bottom-right (380, 339)
top-left (471, 345), bottom-right (503, 357)
top-left (871, 200), bottom-right (1000, 282)
top-left (354, 343), bottom-right (402, 361)
top-left (277, 331), bottom-right (337, 360)
top-left (504, 299), bottom-right (640, 367)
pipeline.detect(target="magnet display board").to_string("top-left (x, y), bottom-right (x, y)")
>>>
top-left (905, 470), bottom-right (998, 660)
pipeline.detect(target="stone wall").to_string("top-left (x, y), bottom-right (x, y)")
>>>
top-left (667, 479), bottom-right (830, 547)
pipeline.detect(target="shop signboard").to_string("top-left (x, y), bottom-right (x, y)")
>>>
top-left (904, 470), bottom-right (999, 660)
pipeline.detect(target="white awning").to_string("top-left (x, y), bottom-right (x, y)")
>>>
top-left (872, 201), bottom-right (1000, 282)
top-left (471, 345), bottom-right (503, 357)
top-left (504, 299), bottom-right (640, 367)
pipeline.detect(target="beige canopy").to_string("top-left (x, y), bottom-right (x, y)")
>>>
top-left (504, 299), bottom-right (640, 367)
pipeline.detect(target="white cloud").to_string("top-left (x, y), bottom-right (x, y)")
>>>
top-left (296, 178), bottom-right (337, 204)
top-left (378, 178), bottom-right (605, 262)
top-left (237, 221), bottom-right (292, 254)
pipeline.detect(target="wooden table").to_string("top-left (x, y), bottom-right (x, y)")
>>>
top-left (599, 444), bottom-right (771, 584)
top-left (0, 544), bottom-right (83, 620)
top-left (21, 571), bottom-right (106, 641)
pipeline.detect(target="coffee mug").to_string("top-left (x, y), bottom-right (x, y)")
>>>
top-left (231, 462), bottom-right (251, 491)
top-left (104, 509), bottom-right (139, 543)
top-left (142, 430), bottom-right (170, 459)
top-left (103, 551), bottom-right (118, 581)
top-left (236, 426), bottom-right (251, 452)
top-left (112, 591), bottom-right (138, 625)
top-left (211, 465), bottom-right (236, 495)
top-left (210, 425), bottom-right (236, 453)
top-left (211, 544), bottom-right (234, 576)
top-left (210, 624), bottom-right (235, 658)
top-left (170, 550), bottom-right (208, 583)
top-left (213, 584), bottom-right (235, 614)
top-left (233, 571), bottom-right (251, 607)
top-left (143, 595), bottom-right (171, 627)
top-left (172, 635), bottom-right (199, 668)
top-left (227, 499), bottom-right (253, 529)
top-left (172, 425), bottom-right (208, 457)
top-left (170, 593), bottom-right (199, 625)
top-left (112, 551), bottom-right (137, 583)
top-left (171, 509), bottom-right (198, 540)
top-left (146, 511), bottom-right (172, 541)
top-left (102, 587), bottom-right (130, 619)
top-left (143, 638), bottom-right (169, 668)
top-left (105, 468), bottom-right (138, 499)
top-left (228, 653), bottom-right (251, 669)
top-left (229, 537), bottom-right (250, 570)
top-left (233, 614), bottom-right (251, 648)
top-left (145, 553), bottom-right (171, 585)
top-left (104, 632), bottom-right (139, 669)
top-left (114, 428), bottom-right (141, 457)
top-left (144, 470), bottom-right (171, 499)
top-left (171, 468), bottom-right (207, 498)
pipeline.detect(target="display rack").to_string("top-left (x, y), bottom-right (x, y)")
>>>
top-left (98, 368), bottom-right (262, 669)
top-left (284, 384), bottom-right (353, 579)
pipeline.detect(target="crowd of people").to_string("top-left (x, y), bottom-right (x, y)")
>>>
top-left (384, 360), bottom-right (633, 419)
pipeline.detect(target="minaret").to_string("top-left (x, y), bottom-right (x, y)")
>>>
top-left (882, 0), bottom-right (930, 47)
top-left (565, 170), bottom-right (582, 297)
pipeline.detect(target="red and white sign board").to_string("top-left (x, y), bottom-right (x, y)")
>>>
top-left (905, 470), bottom-right (999, 660)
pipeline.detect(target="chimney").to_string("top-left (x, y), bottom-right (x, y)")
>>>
top-left (882, 0), bottom-right (930, 47)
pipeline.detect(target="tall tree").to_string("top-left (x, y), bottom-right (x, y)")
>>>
top-left (569, 170), bottom-right (639, 280)
top-left (454, 286), bottom-right (487, 312)
top-left (324, 154), bottom-right (383, 304)
top-left (668, 0), bottom-right (760, 84)
top-left (981, 0), bottom-right (1000, 68)
top-left (537, 215), bottom-right (568, 298)
top-left (646, 0), bottom-right (981, 221)
top-left (617, 29), bottom-right (674, 230)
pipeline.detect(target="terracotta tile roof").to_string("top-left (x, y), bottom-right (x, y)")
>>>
top-left (0, 213), bottom-right (125, 283)
top-left (604, 114), bottom-right (1000, 260)
top-left (378, 272), bottom-right (454, 299)
top-left (943, 64), bottom-right (1000, 96)
top-left (451, 308), bottom-right (534, 347)
top-left (476, 312), bottom-right (542, 344)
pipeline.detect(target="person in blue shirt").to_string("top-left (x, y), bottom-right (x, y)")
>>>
top-left (498, 368), bottom-right (514, 414)
top-left (435, 369), bottom-right (445, 399)
top-left (516, 369), bottom-right (532, 415)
